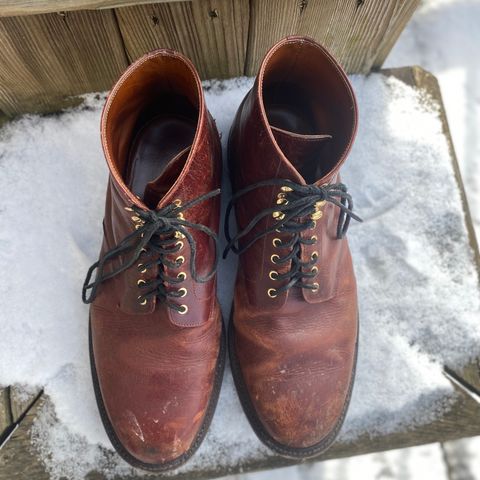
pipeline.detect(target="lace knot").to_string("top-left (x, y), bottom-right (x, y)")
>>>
top-left (82, 189), bottom-right (220, 310)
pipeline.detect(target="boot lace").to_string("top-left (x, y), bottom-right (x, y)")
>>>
top-left (82, 190), bottom-right (220, 313)
top-left (223, 179), bottom-right (361, 296)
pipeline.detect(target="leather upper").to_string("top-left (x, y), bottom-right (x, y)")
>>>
top-left (89, 50), bottom-right (223, 465)
top-left (229, 36), bottom-right (359, 449)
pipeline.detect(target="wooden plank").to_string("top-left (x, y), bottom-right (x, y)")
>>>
top-left (116, 0), bottom-right (249, 79)
top-left (10, 386), bottom-right (42, 423)
top-left (244, 0), bottom-right (420, 75)
top-left (0, 394), bottom-right (50, 480)
top-left (0, 388), bottom-right (12, 437)
top-left (0, 0), bottom-right (188, 17)
top-left (372, 0), bottom-right (422, 69)
top-left (0, 9), bottom-right (128, 116)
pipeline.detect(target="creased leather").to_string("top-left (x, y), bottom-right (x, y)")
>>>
top-left (89, 49), bottom-right (222, 465)
top-left (229, 36), bottom-right (359, 449)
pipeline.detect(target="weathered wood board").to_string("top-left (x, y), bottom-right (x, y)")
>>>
top-left (244, 0), bottom-right (421, 75)
top-left (0, 66), bottom-right (479, 480)
top-left (0, 0), bottom-right (420, 116)
top-left (116, 0), bottom-right (249, 79)
top-left (0, 0), bottom-right (188, 17)
top-left (0, 9), bottom-right (128, 116)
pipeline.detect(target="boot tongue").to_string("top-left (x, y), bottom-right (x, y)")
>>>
top-left (143, 146), bottom-right (191, 209)
top-left (271, 126), bottom-right (332, 179)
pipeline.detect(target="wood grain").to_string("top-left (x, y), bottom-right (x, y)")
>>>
top-left (10, 386), bottom-right (41, 423)
top-left (0, 0), bottom-right (188, 17)
top-left (0, 9), bottom-right (128, 116)
top-left (0, 388), bottom-right (12, 437)
top-left (244, 0), bottom-right (420, 75)
top-left (116, 0), bottom-right (249, 79)
top-left (0, 0), bottom-right (421, 115)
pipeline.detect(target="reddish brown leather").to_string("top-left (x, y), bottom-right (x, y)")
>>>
top-left (229, 37), bottom-right (358, 449)
top-left (89, 50), bottom-right (223, 466)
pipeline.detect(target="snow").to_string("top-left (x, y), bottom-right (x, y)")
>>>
top-left (385, 0), bottom-right (480, 235)
top-left (0, 71), bottom-right (478, 479)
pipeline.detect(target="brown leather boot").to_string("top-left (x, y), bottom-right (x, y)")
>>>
top-left (225, 36), bottom-right (361, 458)
top-left (82, 50), bottom-right (225, 471)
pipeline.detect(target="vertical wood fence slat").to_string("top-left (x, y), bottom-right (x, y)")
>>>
top-left (115, 0), bottom-right (249, 80)
top-left (372, 0), bottom-right (422, 69)
top-left (0, 9), bottom-right (128, 116)
top-left (244, 0), bottom-right (420, 76)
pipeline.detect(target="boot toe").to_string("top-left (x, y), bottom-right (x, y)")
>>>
top-left (111, 405), bottom-right (202, 465)
top-left (248, 372), bottom-right (350, 449)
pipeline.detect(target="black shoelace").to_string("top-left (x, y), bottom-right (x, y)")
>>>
top-left (223, 179), bottom-right (361, 295)
top-left (82, 190), bottom-right (220, 312)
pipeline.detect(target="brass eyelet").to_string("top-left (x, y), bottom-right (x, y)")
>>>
top-left (276, 198), bottom-right (288, 205)
top-left (271, 254), bottom-right (280, 264)
top-left (131, 215), bottom-right (141, 222)
top-left (137, 279), bottom-right (146, 287)
top-left (311, 251), bottom-right (319, 261)
top-left (177, 212), bottom-right (185, 220)
top-left (175, 231), bottom-right (185, 239)
top-left (311, 266), bottom-right (319, 275)
top-left (124, 207), bottom-right (134, 212)
top-left (281, 186), bottom-right (293, 192)
top-left (134, 224), bottom-right (142, 230)
top-left (267, 288), bottom-right (278, 298)
top-left (138, 296), bottom-right (147, 306)
top-left (178, 287), bottom-right (187, 298)
top-left (140, 247), bottom-right (147, 254)
top-left (272, 238), bottom-right (282, 247)
top-left (272, 211), bottom-right (285, 220)
top-left (310, 220), bottom-right (317, 229)
top-left (138, 263), bottom-right (147, 273)
top-left (269, 270), bottom-right (279, 280)
top-left (173, 199), bottom-right (182, 207)
top-left (312, 282), bottom-right (319, 292)
top-left (175, 240), bottom-right (184, 250)
top-left (175, 255), bottom-right (185, 266)
top-left (178, 304), bottom-right (188, 315)
top-left (310, 235), bottom-right (318, 243)
top-left (177, 272), bottom-right (186, 281)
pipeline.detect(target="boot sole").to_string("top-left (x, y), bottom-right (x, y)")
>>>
top-left (89, 316), bottom-right (226, 472)
top-left (228, 310), bottom-right (358, 459)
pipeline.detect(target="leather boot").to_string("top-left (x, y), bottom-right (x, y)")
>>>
top-left (82, 50), bottom-right (225, 471)
top-left (225, 36), bottom-right (361, 458)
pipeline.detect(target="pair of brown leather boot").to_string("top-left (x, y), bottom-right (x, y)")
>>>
top-left (83, 36), bottom-right (360, 471)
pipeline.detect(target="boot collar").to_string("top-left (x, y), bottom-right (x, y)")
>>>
top-left (100, 49), bottom-right (209, 212)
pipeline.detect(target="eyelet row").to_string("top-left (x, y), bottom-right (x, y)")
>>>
top-left (173, 200), bottom-right (188, 313)
top-left (130, 198), bottom-right (189, 313)
top-left (271, 185), bottom-right (292, 220)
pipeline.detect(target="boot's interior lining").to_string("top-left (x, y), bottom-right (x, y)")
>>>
top-left (103, 55), bottom-right (200, 207)
top-left (262, 42), bottom-right (356, 182)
